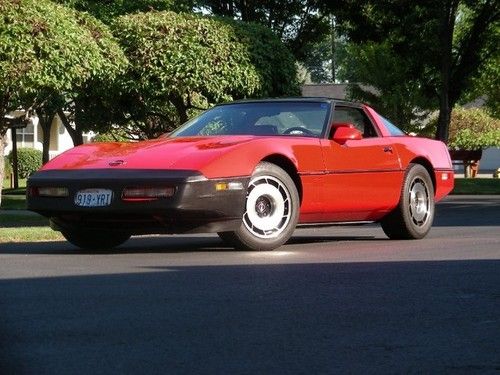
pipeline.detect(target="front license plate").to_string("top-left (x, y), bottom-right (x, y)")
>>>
top-left (74, 189), bottom-right (113, 207)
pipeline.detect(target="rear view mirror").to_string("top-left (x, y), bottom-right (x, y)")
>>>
top-left (330, 123), bottom-right (362, 144)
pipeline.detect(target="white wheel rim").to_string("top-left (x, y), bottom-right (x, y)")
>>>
top-left (409, 177), bottom-right (430, 226)
top-left (243, 175), bottom-right (292, 239)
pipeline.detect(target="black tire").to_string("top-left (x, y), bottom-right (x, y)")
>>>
top-left (218, 162), bottom-right (299, 251)
top-left (62, 229), bottom-right (131, 250)
top-left (381, 163), bottom-right (435, 239)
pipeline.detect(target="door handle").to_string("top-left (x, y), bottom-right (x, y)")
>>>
top-left (383, 146), bottom-right (393, 153)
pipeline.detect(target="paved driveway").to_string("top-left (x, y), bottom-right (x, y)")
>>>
top-left (1, 196), bottom-right (499, 374)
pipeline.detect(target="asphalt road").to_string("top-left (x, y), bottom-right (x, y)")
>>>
top-left (1, 195), bottom-right (499, 374)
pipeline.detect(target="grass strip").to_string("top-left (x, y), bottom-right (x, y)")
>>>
top-left (452, 178), bottom-right (500, 194)
top-left (1, 195), bottom-right (27, 210)
top-left (3, 178), bottom-right (27, 190)
top-left (0, 227), bottom-right (63, 243)
top-left (0, 211), bottom-right (48, 227)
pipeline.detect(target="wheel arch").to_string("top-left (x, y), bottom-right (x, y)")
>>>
top-left (409, 157), bottom-right (436, 195)
top-left (261, 154), bottom-right (303, 203)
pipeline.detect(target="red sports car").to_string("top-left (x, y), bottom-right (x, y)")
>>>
top-left (27, 98), bottom-right (454, 251)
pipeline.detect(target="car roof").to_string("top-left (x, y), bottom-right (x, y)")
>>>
top-left (217, 97), bottom-right (364, 108)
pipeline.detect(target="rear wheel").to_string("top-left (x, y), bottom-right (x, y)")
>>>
top-left (381, 163), bottom-right (434, 239)
top-left (218, 162), bottom-right (299, 251)
top-left (62, 229), bottom-right (131, 250)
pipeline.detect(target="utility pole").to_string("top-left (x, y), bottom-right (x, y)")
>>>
top-left (331, 15), bottom-right (336, 83)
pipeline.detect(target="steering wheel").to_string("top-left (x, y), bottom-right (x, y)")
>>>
top-left (283, 126), bottom-right (315, 135)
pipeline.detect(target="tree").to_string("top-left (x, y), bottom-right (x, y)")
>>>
top-left (324, 0), bottom-right (499, 142)
top-left (424, 107), bottom-right (500, 151)
top-left (197, 0), bottom-right (331, 61)
top-left (459, 44), bottom-right (500, 118)
top-left (24, 9), bottom-right (125, 163)
top-left (0, 0), bottom-right (126, 204)
top-left (50, 11), bottom-right (127, 149)
top-left (100, 11), bottom-right (298, 139)
top-left (229, 20), bottom-right (300, 97)
top-left (108, 11), bottom-right (259, 138)
top-left (54, 0), bottom-right (195, 24)
top-left (337, 42), bottom-right (433, 132)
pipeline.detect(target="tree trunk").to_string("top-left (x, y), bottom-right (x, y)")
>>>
top-left (11, 128), bottom-right (18, 188)
top-left (39, 113), bottom-right (54, 164)
top-left (436, 101), bottom-right (451, 142)
top-left (41, 123), bottom-right (51, 164)
top-left (0, 102), bottom-right (8, 205)
top-left (169, 94), bottom-right (189, 125)
top-left (0, 131), bottom-right (6, 207)
top-left (434, 0), bottom-right (458, 143)
top-left (57, 109), bottom-right (83, 146)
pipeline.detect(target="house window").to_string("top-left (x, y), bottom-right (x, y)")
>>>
top-left (15, 122), bottom-right (35, 147)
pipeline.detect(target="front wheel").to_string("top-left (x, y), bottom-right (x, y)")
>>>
top-left (381, 163), bottom-right (435, 239)
top-left (62, 229), bottom-right (131, 250)
top-left (218, 162), bottom-right (299, 251)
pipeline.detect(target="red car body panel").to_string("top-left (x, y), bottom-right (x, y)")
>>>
top-left (319, 136), bottom-right (403, 221)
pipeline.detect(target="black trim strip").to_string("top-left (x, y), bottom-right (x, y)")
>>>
top-left (29, 169), bottom-right (202, 182)
top-left (298, 221), bottom-right (375, 227)
top-left (299, 168), bottom-right (402, 176)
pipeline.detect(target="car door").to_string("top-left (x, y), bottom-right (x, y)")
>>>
top-left (320, 105), bottom-right (403, 221)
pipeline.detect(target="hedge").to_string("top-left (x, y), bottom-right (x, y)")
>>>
top-left (7, 148), bottom-right (43, 178)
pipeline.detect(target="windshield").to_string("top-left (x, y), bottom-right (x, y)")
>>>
top-left (169, 101), bottom-right (330, 138)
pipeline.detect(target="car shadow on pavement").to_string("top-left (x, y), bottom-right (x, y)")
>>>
top-left (1, 260), bottom-right (499, 374)
top-left (0, 232), bottom-right (386, 255)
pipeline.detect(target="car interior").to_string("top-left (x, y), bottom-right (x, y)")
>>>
top-left (332, 106), bottom-right (378, 138)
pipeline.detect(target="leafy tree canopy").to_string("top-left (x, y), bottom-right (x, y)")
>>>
top-left (337, 41), bottom-right (433, 132)
top-left (197, 0), bottom-right (330, 61)
top-left (0, 0), bottom-right (127, 203)
top-left (0, 0), bottom-right (120, 115)
top-left (97, 11), bottom-right (298, 139)
top-left (323, 0), bottom-right (499, 142)
top-left (54, 0), bottom-right (195, 23)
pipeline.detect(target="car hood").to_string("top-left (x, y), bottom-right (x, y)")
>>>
top-left (41, 136), bottom-right (257, 172)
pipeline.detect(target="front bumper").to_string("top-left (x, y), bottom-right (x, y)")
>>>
top-left (27, 169), bottom-right (249, 234)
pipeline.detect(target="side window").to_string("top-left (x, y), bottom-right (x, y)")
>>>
top-left (332, 107), bottom-right (378, 138)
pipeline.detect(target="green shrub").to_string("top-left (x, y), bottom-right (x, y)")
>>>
top-left (7, 148), bottom-right (43, 178)
top-left (448, 107), bottom-right (500, 150)
top-left (423, 107), bottom-right (500, 150)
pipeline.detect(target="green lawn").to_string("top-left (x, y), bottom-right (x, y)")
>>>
top-left (1, 194), bottom-right (26, 210)
top-left (3, 177), bottom-right (26, 189)
top-left (0, 211), bottom-right (48, 227)
top-left (0, 210), bottom-right (63, 242)
top-left (453, 178), bottom-right (500, 195)
top-left (0, 226), bottom-right (63, 243)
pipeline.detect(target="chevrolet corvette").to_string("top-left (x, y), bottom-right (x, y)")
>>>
top-left (27, 98), bottom-right (454, 250)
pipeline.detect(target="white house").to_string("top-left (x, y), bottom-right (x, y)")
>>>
top-left (3, 111), bottom-right (94, 160)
